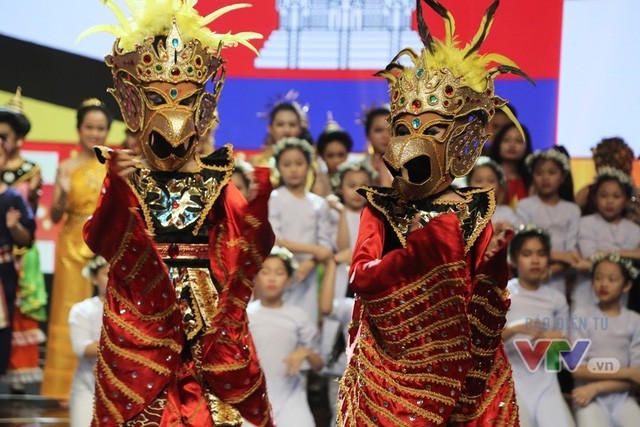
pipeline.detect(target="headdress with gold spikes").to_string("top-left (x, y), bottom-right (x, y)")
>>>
top-left (0, 87), bottom-right (31, 137)
top-left (318, 112), bottom-right (353, 154)
top-left (80, 0), bottom-right (262, 172)
top-left (377, 0), bottom-right (532, 178)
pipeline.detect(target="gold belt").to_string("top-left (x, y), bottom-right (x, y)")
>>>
top-left (156, 243), bottom-right (209, 259)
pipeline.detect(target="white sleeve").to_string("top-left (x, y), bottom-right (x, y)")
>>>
top-left (68, 303), bottom-right (95, 358)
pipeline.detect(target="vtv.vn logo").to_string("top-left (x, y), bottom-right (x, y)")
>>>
top-left (513, 339), bottom-right (620, 373)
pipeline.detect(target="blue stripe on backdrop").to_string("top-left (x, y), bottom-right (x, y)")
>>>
top-left (212, 78), bottom-right (557, 154)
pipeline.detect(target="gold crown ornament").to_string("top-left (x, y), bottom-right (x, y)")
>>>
top-left (79, 0), bottom-right (262, 171)
top-left (0, 87), bottom-right (31, 136)
top-left (378, 0), bottom-right (531, 201)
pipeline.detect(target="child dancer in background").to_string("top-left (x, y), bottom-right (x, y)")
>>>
top-left (467, 156), bottom-right (522, 230)
top-left (361, 106), bottom-right (392, 187)
top-left (576, 168), bottom-right (640, 309)
top-left (247, 246), bottom-right (324, 427)
top-left (314, 114), bottom-right (353, 197)
top-left (0, 88), bottom-right (46, 393)
top-left (320, 161), bottom-right (374, 424)
top-left (0, 137), bottom-right (35, 378)
top-left (68, 255), bottom-right (109, 427)
top-left (268, 138), bottom-right (334, 323)
top-left (503, 225), bottom-right (575, 427)
top-left (516, 148), bottom-right (584, 297)
top-left (571, 253), bottom-right (640, 427)
top-left (251, 102), bottom-right (303, 168)
top-left (489, 122), bottom-right (533, 207)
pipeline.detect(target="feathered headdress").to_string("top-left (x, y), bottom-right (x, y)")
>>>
top-left (376, 0), bottom-right (533, 178)
top-left (79, 0), bottom-right (261, 55)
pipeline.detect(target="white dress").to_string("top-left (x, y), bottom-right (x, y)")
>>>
top-left (493, 204), bottom-right (523, 229)
top-left (516, 195), bottom-right (581, 295)
top-left (571, 305), bottom-right (640, 427)
top-left (247, 301), bottom-right (321, 427)
top-left (68, 296), bottom-right (104, 427)
top-left (268, 187), bottom-right (335, 323)
top-left (504, 279), bottom-right (575, 427)
top-left (573, 214), bottom-right (640, 309)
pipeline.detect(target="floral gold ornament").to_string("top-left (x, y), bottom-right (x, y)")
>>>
top-left (0, 87), bottom-right (31, 136)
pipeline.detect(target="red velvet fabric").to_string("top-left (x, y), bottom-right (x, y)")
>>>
top-left (84, 164), bottom-right (275, 426)
top-left (339, 207), bottom-right (518, 426)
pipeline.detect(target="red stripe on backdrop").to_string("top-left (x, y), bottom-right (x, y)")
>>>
top-left (196, 0), bottom-right (562, 80)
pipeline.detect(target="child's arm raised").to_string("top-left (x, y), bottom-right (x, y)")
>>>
top-left (319, 258), bottom-right (337, 316)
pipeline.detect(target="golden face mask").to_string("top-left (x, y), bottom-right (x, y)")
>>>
top-left (133, 81), bottom-right (218, 171)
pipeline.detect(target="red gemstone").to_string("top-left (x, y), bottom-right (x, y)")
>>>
top-left (411, 99), bottom-right (422, 110)
top-left (168, 243), bottom-right (179, 259)
top-left (171, 68), bottom-right (180, 77)
top-left (392, 90), bottom-right (399, 100)
top-left (142, 54), bottom-right (152, 64)
top-left (443, 100), bottom-right (449, 107)
top-left (445, 85), bottom-right (454, 96)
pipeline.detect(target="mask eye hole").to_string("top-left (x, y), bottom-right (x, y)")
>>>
top-left (423, 124), bottom-right (449, 140)
top-left (146, 92), bottom-right (167, 106)
top-left (394, 124), bottom-right (411, 136)
top-left (179, 94), bottom-right (197, 107)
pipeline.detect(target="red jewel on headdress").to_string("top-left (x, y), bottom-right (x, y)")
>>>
top-left (171, 68), bottom-right (181, 77)
top-left (392, 90), bottom-right (399, 101)
top-left (411, 99), bottom-right (422, 111)
top-left (168, 243), bottom-right (179, 259)
top-left (143, 54), bottom-right (152, 64)
top-left (445, 85), bottom-right (454, 96)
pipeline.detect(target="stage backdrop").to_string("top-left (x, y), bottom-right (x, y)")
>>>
top-left (1, 0), bottom-right (638, 272)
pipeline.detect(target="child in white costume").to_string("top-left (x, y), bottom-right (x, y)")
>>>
top-left (502, 225), bottom-right (576, 427)
top-left (575, 168), bottom-right (640, 309)
top-left (246, 246), bottom-right (324, 427)
top-left (268, 138), bottom-right (334, 323)
top-left (467, 156), bottom-right (522, 229)
top-left (68, 256), bottom-right (109, 427)
top-left (516, 149), bottom-right (583, 297)
top-left (571, 253), bottom-right (640, 427)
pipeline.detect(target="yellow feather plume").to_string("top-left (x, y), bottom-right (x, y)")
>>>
top-left (79, 0), bottom-right (262, 55)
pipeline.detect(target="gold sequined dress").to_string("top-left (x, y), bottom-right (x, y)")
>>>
top-left (41, 157), bottom-right (105, 399)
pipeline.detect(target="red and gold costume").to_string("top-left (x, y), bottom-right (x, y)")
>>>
top-left (338, 1), bottom-right (531, 425)
top-left (81, 1), bottom-right (273, 425)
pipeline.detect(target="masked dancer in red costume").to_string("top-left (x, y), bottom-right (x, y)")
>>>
top-left (80, 1), bottom-right (274, 425)
top-left (337, 0), bottom-right (532, 425)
